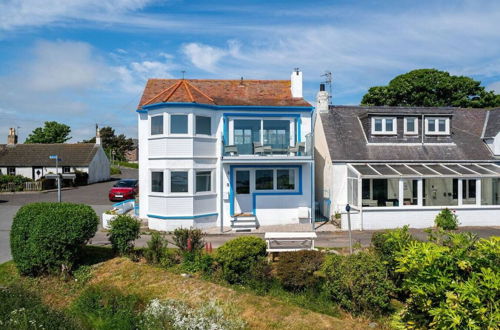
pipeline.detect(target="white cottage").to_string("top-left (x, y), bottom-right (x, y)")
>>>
top-left (0, 128), bottom-right (110, 184)
top-left (315, 87), bottom-right (500, 230)
top-left (137, 71), bottom-right (314, 231)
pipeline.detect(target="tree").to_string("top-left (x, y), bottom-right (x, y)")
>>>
top-left (83, 126), bottom-right (134, 161)
top-left (361, 69), bottom-right (500, 108)
top-left (25, 121), bottom-right (71, 144)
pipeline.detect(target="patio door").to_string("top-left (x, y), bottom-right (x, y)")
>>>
top-left (234, 170), bottom-right (252, 215)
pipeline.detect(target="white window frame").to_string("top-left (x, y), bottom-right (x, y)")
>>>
top-left (195, 115), bottom-right (212, 136)
top-left (150, 170), bottom-right (165, 194)
top-left (404, 117), bottom-right (418, 135)
top-left (7, 167), bottom-right (16, 175)
top-left (150, 114), bottom-right (164, 136)
top-left (169, 113), bottom-right (189, 135)
top-left (228, 117), bottom-right (296, 147)
top-left (425, 117), bottom-right (450, 135)
top-left (195, 169), bottom-right (214, 194)
top-left (371, 117), bottom-right (397, 135)
top-left (169, 169), bottom-right (190, 194)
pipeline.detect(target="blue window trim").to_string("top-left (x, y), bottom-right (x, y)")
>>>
top-left (137, 102), bottom-right (313, 113)
top-left (148, 212), bottom-right (218, 220)
top-left (229, 165), bottom-right (303, 216)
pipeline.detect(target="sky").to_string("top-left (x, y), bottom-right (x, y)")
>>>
top-left (1, 0), bottom-right (499, 143)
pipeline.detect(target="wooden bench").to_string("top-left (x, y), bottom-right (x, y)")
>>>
top-left (265, 232), bottom-right (317, 254)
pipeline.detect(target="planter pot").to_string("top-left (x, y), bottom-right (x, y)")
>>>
top-left (102, 213), bottom-right (117, 229)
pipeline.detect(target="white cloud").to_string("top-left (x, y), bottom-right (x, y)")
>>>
top-left (0, 0), bottom-right (152, 30)
top-left (182, 43), bottom-right (228, 73)
top-left (487, 82), bottom-right (500, 93)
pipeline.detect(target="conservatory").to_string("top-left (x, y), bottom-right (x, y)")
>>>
top-left (343, 163), bottom-right (500, 230)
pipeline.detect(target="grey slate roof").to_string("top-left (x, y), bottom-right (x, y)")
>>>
top-left (321, 106), bottom-right (495, 162)
top-left (0, 143), bottom-right (100, 167)
top-left (482, 108), bottom-right (500, 138)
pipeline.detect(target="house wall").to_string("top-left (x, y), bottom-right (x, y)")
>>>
top-left (0, 166), bottom-right (89, 179)
top-left (485, 133), bottom-right (500, 156)
top-left (87, 147), bottom-right (111, 184)
top-left (138, 105), bottom-right (314, 231)
top-left (314, 114), bottom-right (333, 217)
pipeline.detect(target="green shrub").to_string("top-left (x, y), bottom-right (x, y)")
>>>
top-left (244, 258), bottom-right (274, 293)
top-left (110, 166), bottom-right (122, 175)
top-left (108, 215), bottom-right (141, 255)
top-left (372, 226), bottom-right (415, 286)
top-left (172, 228), bottom-right (205, 253)
top-left (434, 208), bottom-right (459, 230)
top-left (117, 161), bottom-right (139, 169)
top-left (0, 174), bottom-right (32, 185)
top-left (276, 250), bottom-right (324, 291)
top-left (10, 202), bottom-right (98, 276)
top-left (0, 285), bottom-right (78, 329)
top-left (160, 249), bottom-right (182, 268)
top-left (215, 236), bottom-right (267, 284)
top-left (394, 237), bottom-right (500, 329)
top-left (144, 232), bottom-right (168, 264)
top-left (180, 253), bottom-right (215, 275)
top-left (72, 285), bottom-right (142, 329)
top-left (322, 252), bottom-right (395, 316)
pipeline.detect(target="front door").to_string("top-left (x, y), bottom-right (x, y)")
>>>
top-left (234, 170), bottom-right (252, 215)
top-left (32, 167), bottom-right (43, 180)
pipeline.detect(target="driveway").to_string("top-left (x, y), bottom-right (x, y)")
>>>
top-left (0, 167), bottom-right (137, 263)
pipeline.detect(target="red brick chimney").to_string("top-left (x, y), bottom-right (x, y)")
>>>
top-left (7, 128), bottom-right (18, 145)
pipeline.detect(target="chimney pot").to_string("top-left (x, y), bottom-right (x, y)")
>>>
top-left (7, 128), bottom-right (18, 145)
top-left (320, 83), bottom-right (325, 92)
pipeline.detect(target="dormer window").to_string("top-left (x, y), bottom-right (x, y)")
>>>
top-left (371, 117), bottom-right (396, 135)
top-left (404, 117), bottom-right (418, 135)
top-left (425, 117), bottom-right (450, 135)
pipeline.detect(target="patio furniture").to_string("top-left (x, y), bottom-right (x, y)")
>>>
top-left (362, 199), bottom-right (378, 207)
top-left (253, 142), bottom-right (271, 155)
top-left (265, 232), bottom-right (317, 254)
top-left (288, 142), bottom-right (306, 155)
top-left (224, 145), bottom-right (238, 156)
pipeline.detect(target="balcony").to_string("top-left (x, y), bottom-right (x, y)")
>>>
top-left (222, 132), bottom-right (314, 162)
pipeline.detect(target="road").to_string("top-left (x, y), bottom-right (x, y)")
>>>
top-left (0, 167), bottom-right (137, 263)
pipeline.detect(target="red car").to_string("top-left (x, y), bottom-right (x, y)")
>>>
top-left (109, 179), bottom-right (138, 201)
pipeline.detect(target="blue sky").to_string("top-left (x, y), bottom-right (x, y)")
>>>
top-left (1, 0), bottom-right (499, 143)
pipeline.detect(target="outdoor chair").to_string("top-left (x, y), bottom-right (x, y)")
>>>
top-left (224, 145), bottom-right (238, 156)
top-left (288, 142), bottom-right (306, 155)
top-left (253, 142), bottom-right (271, 155)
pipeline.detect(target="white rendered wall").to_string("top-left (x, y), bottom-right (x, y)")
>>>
top-left (87, 147), bottom-right (110, 184)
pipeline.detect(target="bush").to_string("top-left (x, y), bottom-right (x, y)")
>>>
top-left (10, 202), bottom-right (98, 276)
top-left (160, 249), bottom-right (182, 268)
top-left (0, 285), bottom-right (78, 329)
top-left (108, 215), bottom-right (141, 255)
top-left (172, 228), bottom-right (205, 253)
top-left (180, 253), bottom-right (215, 275)
top-left (322, 252), bottom-right (395, 316)
top-left (0, 174), bottom-right (32, 185)
top-left (74, 170), bottom-right (89, 186)
top-left (110, 166), bottom-right (122, 175)
top-left (276, 250), bottom-right (324, 291)
top-left (434, 208), bottom-right (459, 230)
top-left (372, 226), bottom-right (415, 286)
top-left (140, 298), bottom-right (246, 330)
top-left (144, 232), bottom-right (168, 264)
top-left (117, 161), bottom-right (139, 169)
top-left (215, 236), bottom-right (267, 284)
top-left (394, 237), bottom-right (499, 329)
top-left (72, 285), bottom-right (142, 329)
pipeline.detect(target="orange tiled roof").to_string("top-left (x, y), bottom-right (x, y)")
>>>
top-left (137, 79), bottom-right (311, 109)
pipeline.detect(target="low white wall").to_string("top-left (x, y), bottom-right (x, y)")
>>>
top-left (358, 206), bottom-right (500, 230)
top-left (148, 214), bottom-right (217, 231)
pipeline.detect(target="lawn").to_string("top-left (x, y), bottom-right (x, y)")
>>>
top-left (0, 247), bottom-right (379, 330)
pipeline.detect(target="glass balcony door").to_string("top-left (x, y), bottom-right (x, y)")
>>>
top-left (232, 118), bottom-right (293, 155)
top-left (234, 120), bottom-right (261, 155)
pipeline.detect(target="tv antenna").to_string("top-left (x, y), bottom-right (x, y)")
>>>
top-left (321, 71), bottom-right (333, 104)
top-left (181, 70), bottom-right (186, 79)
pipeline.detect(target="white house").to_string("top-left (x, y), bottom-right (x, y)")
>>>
top-left (137, 70), bottom-right (314, 231)
top-left (0, 128), bottom-right (110, 184)
top-left (315, 87), bottom-right (500, 230)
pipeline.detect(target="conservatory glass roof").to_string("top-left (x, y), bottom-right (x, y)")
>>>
top-left (350, 163), bottom-right (500, 177)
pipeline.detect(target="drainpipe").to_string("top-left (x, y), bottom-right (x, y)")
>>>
top-left (311, 109), bottom-right (316, 231)
top-left (220, 137), bottom-right (224, 233)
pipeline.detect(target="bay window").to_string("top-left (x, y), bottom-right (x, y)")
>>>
top-left (151, 171), bottom-right (164, 192)
top-left (195, 171), bottom-right (212, 193)
top-left (170, 114), bottom-right (188, 134)
top-left (171, 171), bottom-right (188, 193)
top-left (151, 115), bottom-right (163, 135)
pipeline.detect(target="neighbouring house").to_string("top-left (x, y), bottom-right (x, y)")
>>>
top-left (315, 85), bottom-right (500, 230)
top-left (0, 128), bottom-right (110, 184)
top-left (124, 139), bottom-right (139, 163)
top-left (137, 70), bottom-right (314, 231)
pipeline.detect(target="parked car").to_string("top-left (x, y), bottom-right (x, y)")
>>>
top-left (109, 179), bottom-right (138, 201)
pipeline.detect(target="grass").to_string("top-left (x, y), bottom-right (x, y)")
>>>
top-left (0, 247), bottom-right (379, 329)
top-left (116, 161), bottom-right (139, 169)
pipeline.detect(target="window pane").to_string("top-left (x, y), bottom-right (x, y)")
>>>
top-left (171, 171), bottom-right (188, 192)
top-left (151, 172), bottom-right (163, 192)
top-left (481, 178), bottom-right (500, 205)
top-left (362, 179), bottom-right (399, 207)
top-left (171, 115), bottom-right (188, 134)
top-left (196, 116), bottom-right (211, 135)
top-left (277, 169), bottom-right (294, 190)
top-left (374, 119), bottom-right (382, 131)
top-left (234, 120), bottom-right (260, 154)
top-left (236, 171), bottom-right (250, 194)
top-left (362, 179), bottom-right (370, 199)
top-left (423, 178), bottom-right (458, 206)
top-left (263, 120), bottom-right (290, 152)
top-left (151, 116), bottom-right (163, 135)
top-left (406, 118), bottom-right (415, 132)
top-left (463, 179), bottom-right (476, 205)
top-left (196, 171), bottom-right (211, 192)
top-left (385, 119), bottom-right (393, 132)
top-left (348, 178), bottom-right (359, 206)
top-left (402, 179), bottom-right (418, 205)
top-left (255, 170), bottom-right (273, 190)
top-left (428, 119), bottom-right (435, 132)
top-left (438, 119), bottom-right (446, 132)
